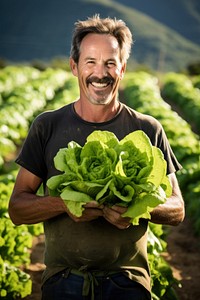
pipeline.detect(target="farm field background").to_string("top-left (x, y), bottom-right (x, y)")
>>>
top-left (0, 65), bottom-right (200, 299)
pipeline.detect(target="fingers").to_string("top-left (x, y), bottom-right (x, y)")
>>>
top-left (84, 201), bottom-right (104, 209)
top-left (108, 205), bottom-right (128, 214)
top-left (68, 201), bottom-right (104, 222)
top-left (67, 200), bottom-right (131, 229)
top-left (103, 205), bottom-right (131, 230)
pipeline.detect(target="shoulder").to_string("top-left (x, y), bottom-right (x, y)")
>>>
top-left (27, 103), bottom-right (73, 138)
top-left (30, 103), bottom-right (73, 133)
top-left (35, 103), bottom-right (72, 123)
top-left (121, 103), bottom-right (163, 131)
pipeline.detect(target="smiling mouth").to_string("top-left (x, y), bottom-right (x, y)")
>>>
top-left (87, 76), bottom-right (113, 89)
top-left (91, 82), bottom-right (110, 88)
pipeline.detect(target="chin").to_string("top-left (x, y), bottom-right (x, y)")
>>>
top-left (89, 96), bottom-right (113, 106)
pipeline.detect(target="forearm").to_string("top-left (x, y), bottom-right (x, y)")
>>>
top-left (150, 172), bottom-right (185, 226)
top-left (150, 195), bottom-right (185, 226)
top-left (9, 193), bottom-right (66, 225)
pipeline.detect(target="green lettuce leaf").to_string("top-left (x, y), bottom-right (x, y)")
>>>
top-left (123, 186), bottom-right (166, 225)
top-left (61, 187), bottom-right (92, 217)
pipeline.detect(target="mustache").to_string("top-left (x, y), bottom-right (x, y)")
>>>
top-left (86, 76), bottom-right (114, 85)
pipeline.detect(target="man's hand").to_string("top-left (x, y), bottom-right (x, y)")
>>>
top-left (65, 200), bottom-right (132, 229)
top-left (66, 201), bottom-right (104, 222)
top-left (103, 205), bottom-right (131, 229)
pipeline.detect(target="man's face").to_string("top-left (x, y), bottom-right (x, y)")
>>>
top-left (70, 33), bottom-right (126, 105)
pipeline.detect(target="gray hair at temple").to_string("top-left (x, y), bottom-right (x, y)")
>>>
top-left (70, 15), bottom-right (133, 64)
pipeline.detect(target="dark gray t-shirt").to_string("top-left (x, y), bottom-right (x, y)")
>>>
top-left (16, 102), bottom-right (181, 291)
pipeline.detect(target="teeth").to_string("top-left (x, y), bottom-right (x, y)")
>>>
top-left (91, 82), bottom-right (109, 88)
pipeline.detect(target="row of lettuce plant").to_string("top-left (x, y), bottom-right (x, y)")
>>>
top-left (0, 67), bottom-right (68, 170)
top-left (161, 72), bottom-right (200, 132)
top-left (0, 67), bottom-right (72, 298)
top-left (161, 72), bottom-right (200, 233)
top-left (122, 71), bottom-right (200, 298)
top-left (0, 65), bottom-right (40, 96)
top-left (192, 75), bottom-right (200, 89)
top-left (0, 172), bottom-right (44, 299)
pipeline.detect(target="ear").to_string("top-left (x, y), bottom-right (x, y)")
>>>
top-left (120, 63), bottom-right (126, 79)
top-left (70, 57), bottom-right (78, 77)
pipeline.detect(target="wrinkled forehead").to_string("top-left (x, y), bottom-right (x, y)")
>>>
top-left (79, 33), bottom-right (120, 59)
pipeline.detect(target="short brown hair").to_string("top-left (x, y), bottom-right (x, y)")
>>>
top-left (70, 15), bottom-right (133, 64)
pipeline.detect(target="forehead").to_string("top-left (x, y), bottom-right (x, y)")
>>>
top-left (79, 33), bottom-right (120, 58)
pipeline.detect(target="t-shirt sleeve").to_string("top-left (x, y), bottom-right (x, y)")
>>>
top-left (156, 124), bottom-right (182, 175)
top-left (16, 115), bottom-right (47, 180)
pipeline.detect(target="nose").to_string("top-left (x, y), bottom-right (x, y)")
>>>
top-left (94, 63), bottom-right (107, 78)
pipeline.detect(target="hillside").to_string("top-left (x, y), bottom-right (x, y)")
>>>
top-left (115, 0), bottom-right (200, 45)
top-left (0, 0), bottom-right (199, 71)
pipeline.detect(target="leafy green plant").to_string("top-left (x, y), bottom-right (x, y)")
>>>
top-left (162, 72), bottom-right (200, 131)
top-left (0, 67), bottom-right (69, 169)
top-left (0, 176), bottom-right (43, 299)
top-left (47, 130), bottom-right (171, 225)
top-left (0, 256), bottom-right (32, 300)
top-left (148, 224), bottom-right (180, 300)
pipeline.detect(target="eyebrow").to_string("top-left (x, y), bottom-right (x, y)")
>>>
top-left (84, 57), bottom-right (95, 61)
top-left (84, 57), bottom-right (117, 62)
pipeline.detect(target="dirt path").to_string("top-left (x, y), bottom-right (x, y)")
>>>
top-left (24, 217), bottom-right (200, 300)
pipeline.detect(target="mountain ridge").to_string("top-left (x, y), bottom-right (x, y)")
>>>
top-left (0, 0), bottom-right (199, 71)
top-left (114, 0), bottom-right (200, 44)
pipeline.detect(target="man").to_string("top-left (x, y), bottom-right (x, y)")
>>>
top-left (9, 15), bottom-right (185, 300)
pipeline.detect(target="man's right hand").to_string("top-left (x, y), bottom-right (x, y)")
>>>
top-left (66, 201), bottom-right (104, 222)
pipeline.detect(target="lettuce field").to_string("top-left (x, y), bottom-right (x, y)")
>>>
top-left (0, 66), bottom-right (200, 299)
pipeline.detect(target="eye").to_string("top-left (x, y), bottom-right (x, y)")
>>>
top-left (87, 60), bottom-right (95, 65)
top-left (106, 61), bottom-right (116, 68)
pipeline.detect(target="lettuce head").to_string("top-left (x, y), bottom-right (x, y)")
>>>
top-left (47, 130), bottom-right (172, 223)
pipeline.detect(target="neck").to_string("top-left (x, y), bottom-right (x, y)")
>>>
top-left (74, 99), bottom-right (120, 123)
